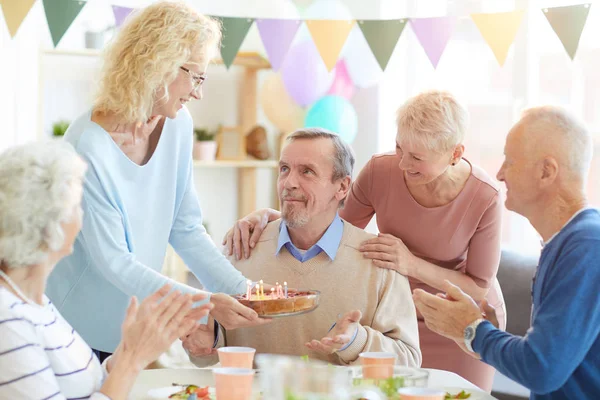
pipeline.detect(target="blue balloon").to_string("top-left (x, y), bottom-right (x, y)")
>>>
top-left (304, 95), bottom-right (358, 144)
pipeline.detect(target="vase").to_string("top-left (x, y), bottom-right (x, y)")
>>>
top-left (193, 141), bottom-right (217, 161)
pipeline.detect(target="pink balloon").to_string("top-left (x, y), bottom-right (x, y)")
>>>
top-left (326, 60), bottom-right (355, 100)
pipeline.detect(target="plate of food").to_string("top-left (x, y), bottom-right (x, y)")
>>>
top-left (233, 289), bottom-right (320, 318)
top-left (146, 384), bottom-right (213, 399)
top-left (441, 387), bottom-right (497, 400)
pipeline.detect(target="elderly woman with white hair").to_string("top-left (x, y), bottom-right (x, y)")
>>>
top-left (46, 1), bottom-right (268, 364)
top-left (224, 90), bottom-right (506, 391)
top-left (0, 142), bottom-right (212, 399)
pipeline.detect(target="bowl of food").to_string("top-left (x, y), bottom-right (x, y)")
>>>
top-left (348, 366), bottom-right (429, 397)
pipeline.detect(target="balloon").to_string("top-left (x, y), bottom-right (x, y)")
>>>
top-left (326, 59), bottom-right (355, 99)
top-left (342, 26), bottom-right (383, 88)
top-left (260, 72), bottom-right (306, 133)
top-left (280, 40), bottom-right (334, 107)
top-left (304, 95), bottom-right (358, 144)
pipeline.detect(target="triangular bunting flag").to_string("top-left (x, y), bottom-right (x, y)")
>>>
top-left (214, 17), bottom-right (254, 69)
top-left (410, 17), bottom-right (457, 69)
top-left (112, 5), bottom-right (135, 28)
top-left (256, 19), bottom-right (301, 71)
top-left (471, 10), bottom-right (525, 66)
top-left (0, 0), bottom-right (36, 37)
top-left (43, 0), bottom-right (86, 47)
top-left (543, 3), bottom-right (591, 60)
top-left (306, 20), bottom-right (355, 71)
top-left (357, 19), bottom-right (408, 71)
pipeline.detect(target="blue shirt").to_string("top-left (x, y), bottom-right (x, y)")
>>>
top-left (47, 108), bottom-right (247, 352)
top-left (275, 213), bottom-right (344, 262)
top-left (473, 208), bottom-right (600, 399)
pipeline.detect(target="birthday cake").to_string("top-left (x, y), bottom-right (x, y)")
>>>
top-left (234, 289), bottom-right (320, 317)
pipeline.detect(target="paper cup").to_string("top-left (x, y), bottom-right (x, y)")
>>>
top-left (218, 346), bottom-right (256, 369)
top-left (358, 352), bottom-right (396, 379)
top-left (213, 368), bottom-right (255, 400)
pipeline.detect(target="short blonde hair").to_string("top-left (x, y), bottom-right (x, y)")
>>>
top-left (0, 142), bottom-right (87, 268)
top-left (94, 1), bottom-right (222, 123)
top-left (396, 90), bottom-right (469, 153)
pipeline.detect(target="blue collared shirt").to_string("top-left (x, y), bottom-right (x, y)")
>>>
top-left (275, 213), bottom-right (344, 262)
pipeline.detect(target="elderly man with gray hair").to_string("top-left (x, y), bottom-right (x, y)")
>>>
top-left (183, 128), bottom-right (422, 367)
top-left (413, 106), bottom-right (600, 399)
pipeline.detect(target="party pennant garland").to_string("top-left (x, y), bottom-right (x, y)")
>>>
top-left (43, 0), bottom-right (86, 47)
top-left (410, 17), bottom-right (457, 69)
top-left (112, 5), bottom-right (134, 28)
top-left (214, 16), bottom-right (254, 69)
top-left (305, 19), bottom-right (355, 71)
top-left (357, 19), bottom-right (408, 71)
top-left (0, 3), bottom-right (593, 68)
top-left (0, 0), bottom-right (36, 37)
top-left (471, 10), bottom-right (525, 66)
top-left (543, 3), bottom-right (591, 60)
top-left (256, 19), bottom-right (301, 71)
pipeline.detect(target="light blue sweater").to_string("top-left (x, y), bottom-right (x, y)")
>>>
top-left (47, 108), bottom-right (247, 352)
top-left (473, 208), bottom-right (600, 399)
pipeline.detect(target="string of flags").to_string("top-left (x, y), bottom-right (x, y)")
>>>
top-left (0, 1), bottom-right (592, 70)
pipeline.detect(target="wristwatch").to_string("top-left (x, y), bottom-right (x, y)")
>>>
top-left (464, 318), bottom-right (486, 353)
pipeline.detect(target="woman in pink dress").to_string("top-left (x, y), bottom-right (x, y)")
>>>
top-left (224, 90), bottom-right (505, 391)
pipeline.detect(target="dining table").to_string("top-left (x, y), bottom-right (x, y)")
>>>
top-left (130, 366), bottom-right (498, 399)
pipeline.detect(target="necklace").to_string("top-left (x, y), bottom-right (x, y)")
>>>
top-left (0, 269), bottom-right (43, 308)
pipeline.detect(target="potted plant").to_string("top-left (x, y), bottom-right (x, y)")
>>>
top-left (193, 127), bottom-right (217, 161)
top-left (52, 120), bottom-right (70, 138)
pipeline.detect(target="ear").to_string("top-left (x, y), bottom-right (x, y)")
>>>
top-left (540, 156), bottom-right (559, 187)
top-left (336, 176), bottom-right (352, 203)
top-left (452, 144), bottom-right (465, 164)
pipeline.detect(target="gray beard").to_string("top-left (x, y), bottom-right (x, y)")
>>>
top-left (282, 209), bottom-right (309, 228)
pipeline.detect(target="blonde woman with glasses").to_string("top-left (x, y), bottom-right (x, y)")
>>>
top-left (47, 1), bottom-right (268, 364)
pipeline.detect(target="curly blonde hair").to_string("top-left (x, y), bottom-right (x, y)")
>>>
top-left (396, 90), bottom-right (469, 154)
top-left (94, 1), bottom-right (222, 123)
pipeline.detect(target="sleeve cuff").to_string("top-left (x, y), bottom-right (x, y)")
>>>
top-left (336, 326), bottom-right (368, 363)
top-left (473, 320), bottom-right (496, 354)
top-left (193, 294), bottom-right (211, 325)
top-left (100, 355), bottom-right (111, 374)
top-left (338, 326), bottom-right (359, 351)
top-left (213, 320), bottom-right (225, 348)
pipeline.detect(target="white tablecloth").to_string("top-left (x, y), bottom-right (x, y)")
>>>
top-left (130, 367), bottom-right (497, 399)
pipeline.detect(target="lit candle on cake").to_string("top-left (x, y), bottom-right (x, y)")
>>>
top-left (255, 283), bottom-right (260, 300)
top-left (270, 287), bottom-right (276, 299)
top-left (259, 280), bottom-right (264, 297)
top-left (277, 283), bottom-right (283, 298)
top-left (284, 282), bottom-right (288, 298)
top-left (246, 279), bottom-right (252, 300)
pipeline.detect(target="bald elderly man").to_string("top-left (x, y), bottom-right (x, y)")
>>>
top-left (413, 106), bottom-right (600, 399)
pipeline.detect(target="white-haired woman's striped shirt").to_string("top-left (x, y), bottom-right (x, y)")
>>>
top-left (0, 287), bottom-right (111, 399)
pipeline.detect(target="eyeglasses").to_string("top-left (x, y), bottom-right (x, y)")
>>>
top-left (180, 66), bottom-right (205, 90)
